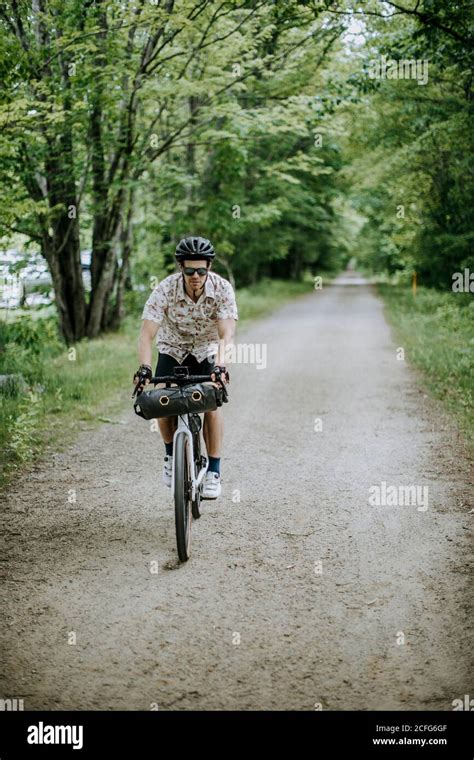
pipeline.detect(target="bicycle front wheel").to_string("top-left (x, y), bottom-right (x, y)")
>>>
top-left (174, 431), bottom-right (192, 562)
top-left (191, 424), bottom-right (202, 520)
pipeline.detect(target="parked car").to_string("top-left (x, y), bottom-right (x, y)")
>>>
top-left (0, 248), bottom-right (93, 307)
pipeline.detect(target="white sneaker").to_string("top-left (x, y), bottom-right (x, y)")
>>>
top-left (163, 455), bottom-right (173, 488)
top-left (202, 471), bottom-right (221, 500)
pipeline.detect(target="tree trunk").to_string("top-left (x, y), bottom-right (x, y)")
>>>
top-left (42, 132), bottom-right (86, 344)
top-left (291, 248), bottom-right (303, 281)
top-left (110, 187), bottom-right (135, 330)
top-left (218, 254), bottom-right (235, 290)
top-left (31, 0), bottom-right (85, 344)
top-left (185, 96), bottom-right (199, 215)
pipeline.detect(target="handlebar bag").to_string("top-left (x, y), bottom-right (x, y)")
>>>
top-left (134, 382), bottom-right (223, 420)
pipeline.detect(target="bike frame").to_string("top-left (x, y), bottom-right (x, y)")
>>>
top-left (171, 412), bottom-right (208, 501)
top-left (134, 368), bottom-right (228, 561)
top-left (141, 368), bottom-right (228, 506)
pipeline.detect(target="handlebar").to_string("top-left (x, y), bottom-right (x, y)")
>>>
top-left (150, 375), bottom-right (214, 384)
top-left (133, 373), bottom-right (229, 403)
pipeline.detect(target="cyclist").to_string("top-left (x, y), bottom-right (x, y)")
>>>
top-left (134, 236), bottom-right (238, 499)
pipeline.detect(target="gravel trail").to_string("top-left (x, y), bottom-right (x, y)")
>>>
top-left (1, 272), bottom-right (472, 710)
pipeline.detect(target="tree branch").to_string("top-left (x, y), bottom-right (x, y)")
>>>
top-left (0, 222), bottom-right (42, 242)
top-left (385, 1), bottom-right (472, 45)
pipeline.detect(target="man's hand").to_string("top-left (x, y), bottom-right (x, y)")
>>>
top-left (210, 365), bottom-right (229, 385)
top-left (132, 364), bottom-right (152, 397)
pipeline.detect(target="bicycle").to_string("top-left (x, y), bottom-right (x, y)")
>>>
top-left (133, 366), bottom-right (228, 562)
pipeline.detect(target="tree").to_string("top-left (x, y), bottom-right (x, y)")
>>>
top-left (3, 0), bottom-right (339, 341)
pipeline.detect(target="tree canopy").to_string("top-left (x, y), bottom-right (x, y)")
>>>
top-left (0, 0), bottom-right (472, 342)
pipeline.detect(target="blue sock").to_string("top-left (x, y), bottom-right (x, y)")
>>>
top-left (208, 456), bottom-right (221, 475)
top-left (165, 441), bottom-right (173, 456)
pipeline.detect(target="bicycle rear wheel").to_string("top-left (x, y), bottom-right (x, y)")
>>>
top-left (174, 431), bottom-right (192, 562)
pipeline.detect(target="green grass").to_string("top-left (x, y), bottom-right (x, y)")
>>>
top-left (0, 278), bottom-right (313, 492)
top-left (378, 284), bottom-right (474, 446)
top-left (0, 318), bottom-right (139, 491)
top-left (0, 305), bottom-right (57, 322)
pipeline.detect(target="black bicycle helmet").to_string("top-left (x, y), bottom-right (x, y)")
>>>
top-left (175, 236), bottom-right (215, 262)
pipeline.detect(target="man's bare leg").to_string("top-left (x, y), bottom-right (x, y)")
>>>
top-left (158, 409), bottom-right (223, 456)
top-left (158, 416), bottom-right (177, 445)
top-left (203, 407), bottom-right (224, 458)
top-left (158, 414), bottom-right (176, 488)
top-left (155, 382), bottom-right (177, 448)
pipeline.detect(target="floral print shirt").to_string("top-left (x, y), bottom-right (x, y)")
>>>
top-left (141, 271), bottom-right (238, 362)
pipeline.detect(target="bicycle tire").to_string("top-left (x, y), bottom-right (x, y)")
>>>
top-left (191, 424), bottom-right (202, 520)
top-left (174, 431), bottom-right (192, 562)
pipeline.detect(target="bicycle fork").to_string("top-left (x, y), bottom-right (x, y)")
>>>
top-left (171, 414), bottom-right (207, 501)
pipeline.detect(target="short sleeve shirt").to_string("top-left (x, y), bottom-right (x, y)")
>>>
top-left (141, 271), bottom-right (238, 363)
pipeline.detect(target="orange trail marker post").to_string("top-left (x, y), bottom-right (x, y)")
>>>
top-left (412, 271), bottom-right (417, 297)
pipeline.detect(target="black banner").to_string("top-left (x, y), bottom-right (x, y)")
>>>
top-left (0, 710), bottom-right (472, 757)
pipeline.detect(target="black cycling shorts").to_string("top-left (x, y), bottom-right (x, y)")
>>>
top-left (154, 352), bottom-right (216, 379)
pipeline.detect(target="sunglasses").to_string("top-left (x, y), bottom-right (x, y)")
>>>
top-left (183, 266), bottom-right (208, 276)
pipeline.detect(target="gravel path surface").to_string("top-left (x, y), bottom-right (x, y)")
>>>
top-left (1, 272), bottom-right (472, 710)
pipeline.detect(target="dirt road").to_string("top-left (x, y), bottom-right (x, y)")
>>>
top-left (1, 272), bottom-right (472, 710)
